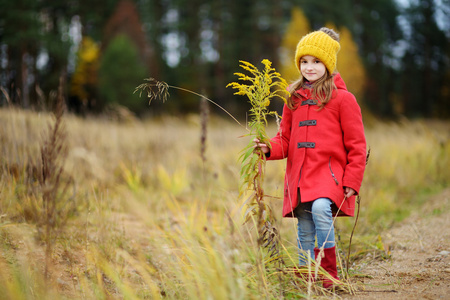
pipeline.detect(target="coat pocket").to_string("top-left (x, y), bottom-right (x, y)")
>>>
top-left (329, 157), bottom-right (339, 185)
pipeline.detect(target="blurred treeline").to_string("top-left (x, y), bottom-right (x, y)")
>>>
top-left (0, 0), bottom-right (449, 119)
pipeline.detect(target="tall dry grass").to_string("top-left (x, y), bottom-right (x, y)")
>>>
top-left (0, 107), bottom-right (449, 299)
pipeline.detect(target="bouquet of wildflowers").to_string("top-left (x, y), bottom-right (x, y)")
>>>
top-left (227, 59), bottom-right (289, 257)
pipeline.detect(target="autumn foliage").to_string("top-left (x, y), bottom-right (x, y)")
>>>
top-left (279, 7), bottom-right (311, 83)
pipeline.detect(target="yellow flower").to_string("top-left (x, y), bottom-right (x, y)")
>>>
top-left (262, 59), bottom-right (272, 68)
top-left (228, 59), bottom-right (288, 109)
top-left (265, 73), bottom-right (272, 85)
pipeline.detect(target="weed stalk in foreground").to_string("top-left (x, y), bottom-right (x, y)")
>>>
top-left (38, 76), bottom-right (73, 279)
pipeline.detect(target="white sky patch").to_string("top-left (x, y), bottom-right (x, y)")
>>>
top-left (164, 8), bottom-right (179, 24)
top-left (199, 21), bottom-right (219, 63)
top-left (434, 0), bottom-right (450, 36)
top-left (162, 32), bottom-right (182, 67)
top-left (396, 14), bottom-right (412, 40)
top-left (395, 0), bottom-right (414, 7)
top-left (395, 0), bottom-right (449, 34)
top-left (36, 51), bottom-right (49, 70)
top-left (386, 39), bottom-right (410, 70)
top-left (68, 15), bottom-right (82, 73)
top-left (161, 8), bottom-right (183, 67)
top-left (198, 7), bottom-right (219, 63)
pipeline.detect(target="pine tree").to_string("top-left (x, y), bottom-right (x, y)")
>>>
top-left (102, 0), bottom-right (151, 64)
top-left (98, 34), bottom-right (148, 114)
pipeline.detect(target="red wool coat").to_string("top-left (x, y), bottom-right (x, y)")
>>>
top-left (267, 74), bottom-right (366, 218)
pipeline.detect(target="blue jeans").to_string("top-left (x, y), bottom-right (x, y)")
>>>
top-left (294, 197), bottom-right (335, 266)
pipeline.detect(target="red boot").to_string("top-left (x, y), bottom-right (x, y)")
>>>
top-left (314, 246), bottom-right (340, 289)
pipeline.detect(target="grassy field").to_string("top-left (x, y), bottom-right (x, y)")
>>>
top-left (0, 107), bottom-right (449, 299)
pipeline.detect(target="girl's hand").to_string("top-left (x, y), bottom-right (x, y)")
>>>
top-left (253, 138), bottom-right (270, 154)
top-left (344, 187), bottom-right (356, 198)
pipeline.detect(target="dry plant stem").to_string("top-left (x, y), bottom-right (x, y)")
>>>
top-left (35, 85), bottom-right (47, 110)
top-left (200, 97), bottom-right (209, 176)
top-left (346, 147), bottom-right (370, 275)
top-left (134, 78), bottom-right (245, 129)
top-left (39, 75), bottom-right (71, 280)
top-left (0, 86), bottom-right (11, 105)
top-left (346, 195), bottom-right (361, 275)
top-left (171, 85), bottom-right (243, 128)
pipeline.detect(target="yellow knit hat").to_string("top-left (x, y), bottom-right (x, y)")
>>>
top-left (295, 30), bottom-right (341, 75)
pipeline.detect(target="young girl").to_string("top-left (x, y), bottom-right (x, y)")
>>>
top-left (255, 27), bottom-right (366, 288)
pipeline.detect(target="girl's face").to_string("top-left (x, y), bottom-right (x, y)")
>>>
top-left (300, 55), bottom-right (327, 83)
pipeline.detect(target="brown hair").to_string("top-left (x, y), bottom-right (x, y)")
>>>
top-left (286, 27), bottom-right (340, 111)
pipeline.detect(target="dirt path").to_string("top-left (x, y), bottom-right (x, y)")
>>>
top-left (345, 188), bottom-right (450, 299)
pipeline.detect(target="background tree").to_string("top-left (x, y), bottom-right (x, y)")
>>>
top-left (347, 0), bottom-right (404, 117)
top-left (98, 34), bottom-right (148, 114)
top-left (279, 7), bottom-right (311, 83)
top-left (102, 0), bottom-right (154, 67)
top-left (69, 36), bottom-right (100, 113)
top-left (71, 0), bottom-right (119, 40)
top-left (96, 0), bottom-right (156, 114)
top-left (400, 0), bottom-right (449, 118)
top-left (330, 24), bottom-right (366, 102)
top-left (0, 0), bottom-right (42, 107)
top-left (38, 0), bottom-right (74, 96)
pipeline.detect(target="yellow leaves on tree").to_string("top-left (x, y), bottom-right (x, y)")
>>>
top-left (279, 7), bottom-right (311, 83)
top-left (70, 36), bottom-right (100, 104)
top-left (326, 23), bottom-right (367, 101)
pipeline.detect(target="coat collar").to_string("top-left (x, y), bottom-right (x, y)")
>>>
top-left (294, 73), bottom-right (348, 98)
